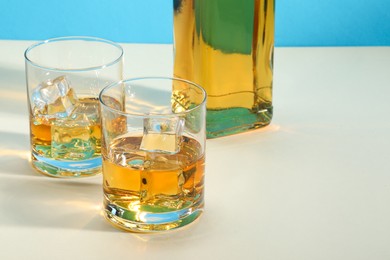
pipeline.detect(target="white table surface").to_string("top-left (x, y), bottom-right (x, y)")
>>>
top-left (1, 40), bottom-right (390, 260)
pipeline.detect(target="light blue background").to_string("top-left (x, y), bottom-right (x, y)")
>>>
top-left (0, 0), bottom-right (389, 46)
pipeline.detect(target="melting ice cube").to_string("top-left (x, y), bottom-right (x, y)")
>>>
top-left (140, 117), bottom-right (185, 154)
top-left (51, 99), bottom-right (101, 160)
top-left (32, 76), bottom-right (78, 118)
top-left (70, 98), bottom-right (100, 124)
top-left (51, 113), bottom-right (95, 160)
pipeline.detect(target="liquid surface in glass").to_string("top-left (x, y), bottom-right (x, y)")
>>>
top-left (30, 97), bottom-right (102, 177)
top-left (103, 135), bottom-right (205, 232)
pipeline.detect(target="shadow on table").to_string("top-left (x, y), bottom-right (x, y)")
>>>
top-left (0, 131), bottom-right (32, 177)
top-left (206, 123), bottom-right (281, 149)
top-left (0, 66), bottom-right (28, 117)
top-left (0, 131), bottom-right (117, 233)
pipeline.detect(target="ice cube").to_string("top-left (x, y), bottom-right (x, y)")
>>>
top-left (140, 117), bottom-right (185, 154)
top-left (140, 133), bottom-right (178, 153)
top-left (69, 98), bottom-right (100, 124)
top-left (51, 115), bottom-right (95, 160)
top-left (50, 98), bottom-right (102, 160)
top-left (32, 76), bottom-right (78, 118)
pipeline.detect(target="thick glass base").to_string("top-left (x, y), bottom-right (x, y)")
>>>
top-left (103, 198), bottom-right (204, 233)
top-left (31, 152), bottom-right (102, 178)
top-left (206, 106), bottom-right (273, 138)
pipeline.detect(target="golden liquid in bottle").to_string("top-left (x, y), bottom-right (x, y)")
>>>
top-left (174, 0), bottom-right (274, 138)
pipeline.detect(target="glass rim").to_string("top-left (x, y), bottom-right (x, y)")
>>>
top-left (24, 36), bottom-right (124, 72)
top-left (99, 76), bottom-right (207, 118)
